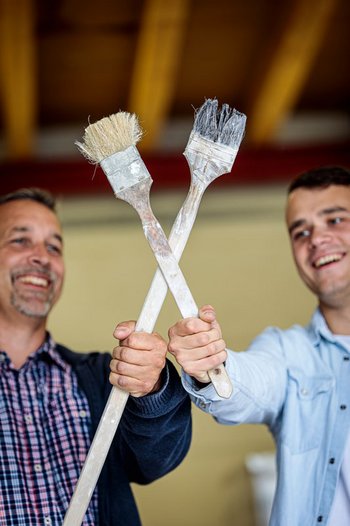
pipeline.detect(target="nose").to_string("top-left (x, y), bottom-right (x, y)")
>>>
top-left (28, 244), bottom-right (50, 267)
top-left (309, 225), bottom-right (332, 248)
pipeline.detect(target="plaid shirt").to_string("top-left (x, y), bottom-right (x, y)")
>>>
top-left (0, 336), bottom-right (98, 525)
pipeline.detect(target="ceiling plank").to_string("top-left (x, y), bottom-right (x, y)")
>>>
top-left (247, 0), bottom-right (339, 146)
top-left (0, 0), bottom-right (37, 159)
top-left (128, 0), bottom-right (190, 151)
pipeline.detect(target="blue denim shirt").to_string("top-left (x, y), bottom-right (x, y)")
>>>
top-left (182, 309), bottom-right (350, 526)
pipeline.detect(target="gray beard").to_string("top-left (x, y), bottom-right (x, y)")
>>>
top-left (11, 291), bottom-right (53, 318)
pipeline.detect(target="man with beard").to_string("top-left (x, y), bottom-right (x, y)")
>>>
top-left (0, 187), bottom-right (191, 525)
top-left (168, 166), bottom-right (350, 526)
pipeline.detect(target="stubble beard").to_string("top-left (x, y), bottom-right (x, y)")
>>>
top-left (11, 291), bottom-right (53, 318)
top-left (10, 268), bottom-right (58, 319)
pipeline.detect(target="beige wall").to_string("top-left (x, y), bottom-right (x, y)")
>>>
top-left (49, 185), bottom-right (316, 526)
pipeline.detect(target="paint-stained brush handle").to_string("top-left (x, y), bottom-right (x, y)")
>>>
top-left (116, 176), bottom-right (232, 398)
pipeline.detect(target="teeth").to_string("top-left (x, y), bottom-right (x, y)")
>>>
top-left (19, 275), bottom-right (49, 287)
top-left (315, 254), bottom-right (342, 268)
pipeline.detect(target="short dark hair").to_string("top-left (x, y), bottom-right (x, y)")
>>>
top-left (0, 188), bottom-right (56, 211)
top-left (288, 166), bottom-right (350, 194)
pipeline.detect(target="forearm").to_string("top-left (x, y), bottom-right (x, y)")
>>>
top-left (119, 359), bottom-right (191, 483)
top-left (183, 347), bottom-right (287, 427)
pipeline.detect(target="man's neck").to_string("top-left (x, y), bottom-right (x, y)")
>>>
top-left (0, 315), bottom-right (47, 368)
top-left (320, 303), bottom-right (350, 335)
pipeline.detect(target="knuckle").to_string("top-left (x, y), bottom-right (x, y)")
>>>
top-left (185, 318), bottom-right (198, 333)
top-left (154, 355), bottom-right (166, 369)
top-left (207, 354), bottom-right (222, 368)
top-left (117, 375), bottom-right (128, 388)
top-left (119, 347), bottom-right (129, 362)
top-left (144, 379), bottom-right (154, 392)
top-left (167, 341), bottom-right (177, 354)
top-left (116, 360), bottom-right (126, 374)
top-left (197, 332), bottom-right (210, 346)
top-left (126, 333), bottom-right (137, 347)
top-left (109, 358), bottom-right (116, 372)
top-left (155, 340), bottom-right (167, 355)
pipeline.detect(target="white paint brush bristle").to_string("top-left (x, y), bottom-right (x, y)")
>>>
top-left (76, 111), bottom-right (143, 163)
top-left (193, 98), bottom-right (246, 148)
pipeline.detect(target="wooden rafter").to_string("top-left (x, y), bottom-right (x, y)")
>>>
top-left (0, 0), bottom-right (37, 159)
top-left (128, 0), bottom-right (190, 151)
top-left (248, 0), bottom-right (339, 146)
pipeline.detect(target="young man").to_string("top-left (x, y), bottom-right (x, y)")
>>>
top-left (0, 188), bottom-right (191, 525)
top-left (168, 166), bottom-right (350, 526)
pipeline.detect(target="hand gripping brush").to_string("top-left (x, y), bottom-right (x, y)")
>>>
top-left (63, 102), bottom-right (246, 525)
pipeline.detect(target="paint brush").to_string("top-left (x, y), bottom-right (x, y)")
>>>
top-left (138, 98), bottom-right (246, 333)
top-left (77, 110), bottom-right (233, 394)
top-left (63, 105), bottom-right (245, 525)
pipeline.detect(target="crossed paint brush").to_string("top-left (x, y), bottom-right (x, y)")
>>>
top-left (63, 100), bottom-right (246, 525)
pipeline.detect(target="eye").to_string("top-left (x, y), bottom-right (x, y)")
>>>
top-left (329, 216), bottom-right (343, 225)
top-left (293, 229), bottom-right (310, 241)
top-left (47, 243), bottom-right (62, 255)
top-left (10, 237), bottom-right (30, 247)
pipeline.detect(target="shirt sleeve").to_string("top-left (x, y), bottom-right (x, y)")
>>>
top-left (118, 358), bottom-right (192, 484)
top-left (182, 326), bottom-right (288, 428)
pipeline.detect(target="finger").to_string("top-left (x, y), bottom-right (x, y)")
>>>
top-left (178, 349), bottom-right (227, 381)
top-left (113, 320), bottom-right (136, 341)
top-left (109, 364), bottom-right (161, 396)
top-left (118, 332), bottom-right (166, 353)
top-left (112, 346), bottom-right (166, 369)
top-left (168, 316), bottom-right (211, 340)
top-left (199, 304), bottom-right (216, 323)
top-left (169, 335), bottom-right (225, 360)
top-left (168, 324), bottom-right (223, 353)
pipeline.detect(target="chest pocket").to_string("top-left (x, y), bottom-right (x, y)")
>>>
top-left (279, 368), bottom-right (334, 454)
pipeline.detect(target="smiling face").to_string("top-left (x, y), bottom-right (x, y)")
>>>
top-left (286, 185), bottom-right (350, 307)
top-left (0, 199), bottom-right (65, 321)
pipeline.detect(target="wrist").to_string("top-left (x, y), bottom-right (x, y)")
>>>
top-left (192, 377), bottom-right (211, 389)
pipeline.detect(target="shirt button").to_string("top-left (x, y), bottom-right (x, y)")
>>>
top-left (0, 354), bottom-right (6, 363)
top-left (34, 463), bottom-right (42, 472)
top-left (340, 404), bottom-right (347, 410)
top-left (317, 516), bottom-right (323, 522)
top-left (44, 517), bottom-right (52, 525)
top-left (329, 458), bottom-right (335, 464)
top-left (79, 410), bottom-right (87, 418)
top-left (300, 388), bottom-right (309, 396)
top-left (343, 356), bottom-right (350, 361)
top-left (24, 414), bottom-right (33, 424)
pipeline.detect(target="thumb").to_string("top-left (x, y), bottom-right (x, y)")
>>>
top-left (199, 304), bottom-right (216, 323)
top-left (113, 320), bottom-right (135, 341)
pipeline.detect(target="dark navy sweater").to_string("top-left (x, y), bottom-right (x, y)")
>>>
top-left (56, 344), bottom-right (192, 525)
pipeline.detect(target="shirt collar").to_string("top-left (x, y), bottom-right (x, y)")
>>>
top-left (31, 332), bottom-right (69, 371)
top-left (307, 308), bottom-right (350, 345)
top-left (307, 308), bottom-right (343, 346)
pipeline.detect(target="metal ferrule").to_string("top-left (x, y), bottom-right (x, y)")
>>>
top-left (100, 145), bottom-right (151, 194)
top-left (184, 132), bottom-right (238, 184)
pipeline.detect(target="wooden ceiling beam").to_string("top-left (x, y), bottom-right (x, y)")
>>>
top-left (248, 0), bottom-right (338, 146)
top-left (128, 0), bottom-right (190, 151)
top-left (0, 0), bottom-right (37, 159)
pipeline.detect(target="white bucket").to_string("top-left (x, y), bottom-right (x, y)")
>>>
top-left (245, 452), bottom-right (276, 526)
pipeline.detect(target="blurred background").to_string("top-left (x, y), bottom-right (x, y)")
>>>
top-left (0, 0), bottom-right (349, 524)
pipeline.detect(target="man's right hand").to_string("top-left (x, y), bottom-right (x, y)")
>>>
top-left (168, 304), bottom-right (227, 385)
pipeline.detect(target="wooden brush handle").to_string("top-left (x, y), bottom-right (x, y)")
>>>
top-left (62, 387), bottom-right (128, 525)
top-left (122, 187), bottom-right (233, 399)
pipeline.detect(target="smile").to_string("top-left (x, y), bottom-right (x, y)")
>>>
top-left (313, 253), bottom-right (344, 268)
top-left (17, 274), bottom-right (50, 288)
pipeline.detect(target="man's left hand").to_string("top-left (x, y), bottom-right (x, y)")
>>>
top-left (109, 321), bottom-right (167, 397)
